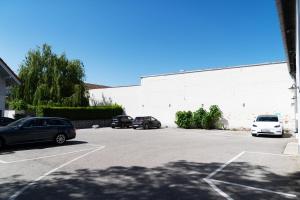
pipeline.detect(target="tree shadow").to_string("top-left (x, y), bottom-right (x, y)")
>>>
top-left (1, 160), bottom-right (299, 200)
top-left (0, 140), bottom-right (88, 155)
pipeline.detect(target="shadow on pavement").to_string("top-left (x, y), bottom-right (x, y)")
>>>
top-left (0, 140), bottom-right (88, 155)
top-left (0, 160), bottom-right (299, 200)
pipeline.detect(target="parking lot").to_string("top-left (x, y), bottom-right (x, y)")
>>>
top-left (0, 127), bottom-right (299, 200)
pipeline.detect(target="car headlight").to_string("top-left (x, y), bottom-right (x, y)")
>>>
top-left (252, 124), bottom-right (257, 127)
top-left (274, 125), bottom-right (280, 128)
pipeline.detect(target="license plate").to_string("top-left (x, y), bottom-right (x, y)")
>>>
top-left (261, 129), bottom-right (270, 132)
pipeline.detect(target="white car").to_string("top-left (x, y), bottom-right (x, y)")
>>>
top-left (251, 115), bottom-right (283, 137)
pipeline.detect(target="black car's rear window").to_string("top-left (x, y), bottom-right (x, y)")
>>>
top-left (135, 117), bottom-right (145, 120)
top-left (135, 117), bottom-right (150, 121)
top-left (47, 119), bottom-right (65, 126)
top-left (256, 116), bottom-right (278, 122)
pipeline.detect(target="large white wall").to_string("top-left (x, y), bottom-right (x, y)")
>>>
top-left (89, 62), bottom-right (296, 130)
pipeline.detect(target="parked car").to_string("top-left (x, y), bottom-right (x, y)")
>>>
top-left (0, 117), bottom-right (15, 126)
top-left (0, 117), bottom-right (76, 149)
top-left (111, 115), bottom-right (133, 128)
top-left (251, 115), bottom-right (283, 137)
top-left (132, 116), bottom-right (161, 129)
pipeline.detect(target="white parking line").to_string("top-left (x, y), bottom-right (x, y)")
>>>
top-left (1, 146), bottom-right (104, 164)
top-left (245, 151), bottom-right (297, 157)
top-left (204, 150), bottom-right (298, 199)
top-left (203, 178), bottom-right (233, 200)
top-left (206, 151), bottom-right (245, 179)
top-left (210, 178), bottom-right (297, 199)
top-left (204, 151), bottom-right (245, 199)
top-left (8, 146), bottom-right (105, 200)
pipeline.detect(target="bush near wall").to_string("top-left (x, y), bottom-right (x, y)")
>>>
top-left (175, 105), bottom-right (223, 129)
top-left (175, 111), bottom-right (194, 129)
top-left (34, 105), bottom-right (123, 120)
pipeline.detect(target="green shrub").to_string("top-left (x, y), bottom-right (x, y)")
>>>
top-left (175, 105), bottom-right (223, 129)
top-left (193, 107), bottom-right (207, 128)
top-left (208, 105), bottom-right (222, 129)
top-left (201, 113), bottom-right (213, 129)
top-left (175, 111), bottom-right (193, 129)
top-left (34, 105), bottom-right (123, 120)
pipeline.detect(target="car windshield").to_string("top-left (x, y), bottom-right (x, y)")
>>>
top-left (256, 116), bottom-right (278, 122)
top-left (7, 118), bottom-right (27, 127)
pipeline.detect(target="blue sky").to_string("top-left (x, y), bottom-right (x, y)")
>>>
top-left (0, 0), bottom-right (284, 86)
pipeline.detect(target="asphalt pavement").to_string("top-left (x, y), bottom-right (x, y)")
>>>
top-left (0, 127), bottom-right (299, 200)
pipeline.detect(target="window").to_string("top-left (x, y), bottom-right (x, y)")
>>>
top-left (47, 119), bottom-right (64, 126)
top-left (256, 116), bottom-right (278, 122)
top-left (25, 119), bottom-right (47, 127)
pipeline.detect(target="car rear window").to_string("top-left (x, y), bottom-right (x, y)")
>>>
top-left (256, 116), bottom-right (278, 122)
top-left (47, 119), bottom-right (65, 126)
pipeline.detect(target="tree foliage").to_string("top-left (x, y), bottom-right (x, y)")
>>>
top-left (10, 44), bottom-right (89, 108)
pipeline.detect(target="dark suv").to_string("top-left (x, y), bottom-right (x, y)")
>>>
top-left (111, 115), bottom-right (133, 128)
top-left (0, 117), bottom-right (76, 149)
top-left (132, 116), bottom-right (161, 129)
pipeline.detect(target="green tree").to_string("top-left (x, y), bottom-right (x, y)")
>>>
top-left (10, 44), bottom-right (89, 108)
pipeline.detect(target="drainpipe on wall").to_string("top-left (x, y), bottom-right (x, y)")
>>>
top-left (296, 0), bottom-right (300, 153)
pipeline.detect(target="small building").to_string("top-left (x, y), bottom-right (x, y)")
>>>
top-left (0, 58), bottom-right (21, 116)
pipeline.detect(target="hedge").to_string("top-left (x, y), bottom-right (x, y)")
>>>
top-left (35, 105), bottom-right (123, 120)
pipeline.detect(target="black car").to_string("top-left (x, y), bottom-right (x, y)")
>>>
top-left (111, 115), bottom-right (133, 128)
top-left (132, 116), bottom-right (161, 129)
top-left (0, 117), bottom-right (15, 126)
top-left (0, 117), bottom-right (76, 149)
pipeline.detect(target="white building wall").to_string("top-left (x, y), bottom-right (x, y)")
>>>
top-left (89, 85), bottom-right (142, 116)
top-left (89, 62), bottom-right (295, 130)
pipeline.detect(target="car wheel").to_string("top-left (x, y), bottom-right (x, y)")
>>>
top-left (55, 134), bottom-right (66, 145)
top-left (157, 123), bottom-right (161, 129)
top-left (133, 127), bottom-right (136, 129)
top-left (144, 124), bottom-right (149, 129)
top-left (112, 126), bottom-right (115, 129)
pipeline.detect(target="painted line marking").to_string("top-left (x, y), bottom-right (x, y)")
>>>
top-left (245, 151), bottom-right (298, 157)
top-left (203, 178), bottom-right (233, 200)
top-left (204, 150), bottom-right (298, 199)
top-left (1, 146), bottom-right (104, 164)
top-left (206, 151), bottom-right (245, 179)
top-left (8, 146), bottom-right (105, 200)
top-left (86, 143), bottom-right (104, 147)
top-left (0, 159), bottom-right (8, 164)
top-left (209, 178), bottom-right (297, 199)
